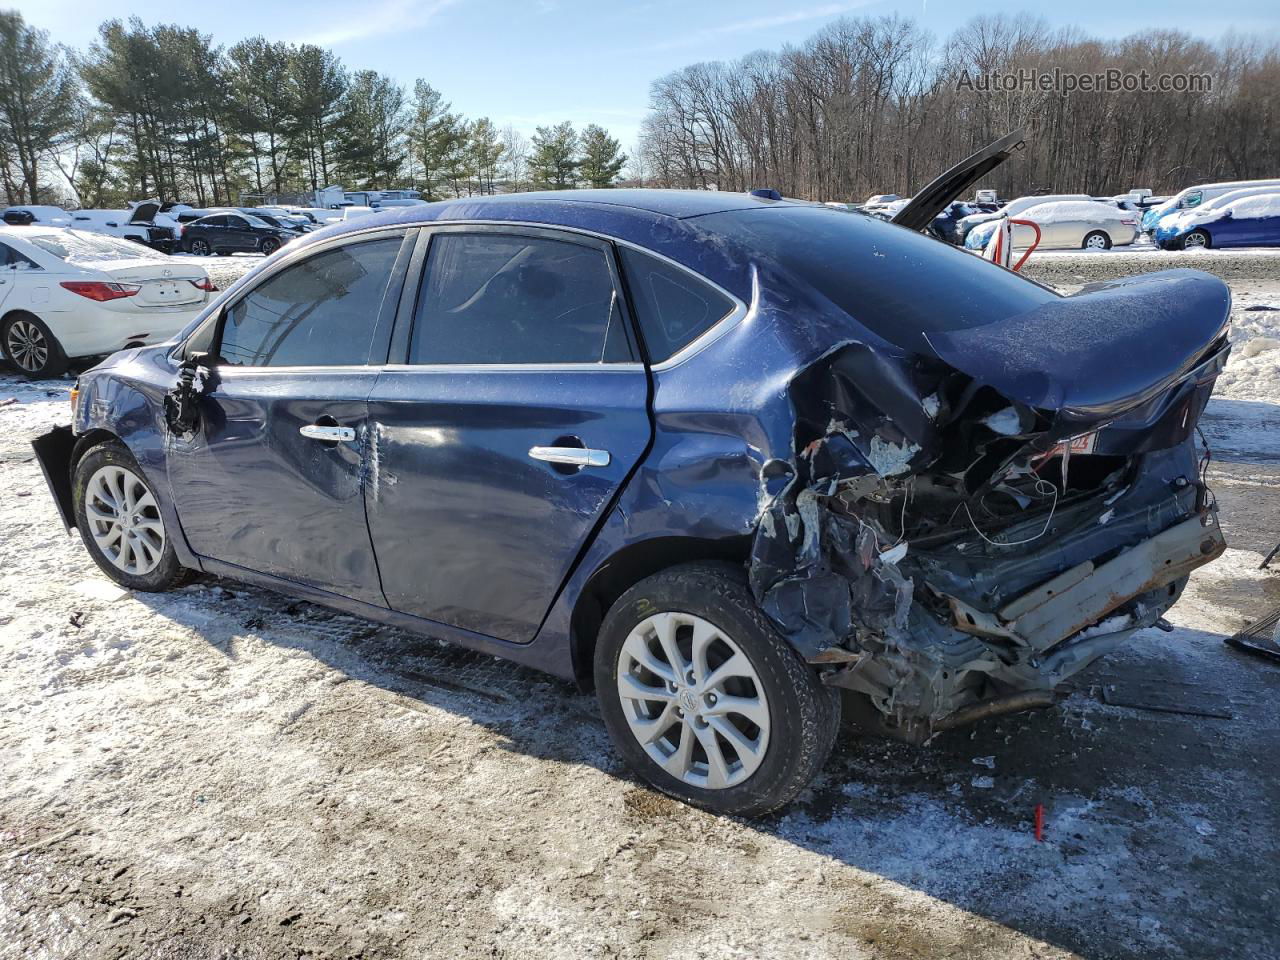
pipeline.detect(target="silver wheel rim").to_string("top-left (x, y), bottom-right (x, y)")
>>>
top-left (617, 612), bottom-right (771, 790)
top-left (1185, 232), bottom-right (1206, 248)
top-left (192, 240), bottom-right (208, 255)
top-left (85, 464), bottom-right (165, 576)
top-left (7, 320), bottom-right (48, 372)
top-left (1085, 233), bottom-right (1108, 249)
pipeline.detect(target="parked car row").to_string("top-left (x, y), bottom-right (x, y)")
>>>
top-left (0, 227), bottom-right (215, 377)
top-left (841, 178), bottom-right (1280, 252)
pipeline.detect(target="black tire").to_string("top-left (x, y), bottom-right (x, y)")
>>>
top-left (2, 312), bottom-right (68, 378)
top-left (216, 251), bottom-right (231, 256)
top-left (72, 441), bottom-right (190, 592)
top-left (1182, 229), bottom-right (1211, 250)
top-left (1082, 230), bottom-right (1112, 250)
top-left (594, 562), bottom-right (841, 817)
top-left (259, 237), bottom-right (280, 255)
top-left (188, 238), bottom-right (211, 256)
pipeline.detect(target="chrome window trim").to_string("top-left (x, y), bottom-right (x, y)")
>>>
top-left (411, 219), bottom-right (750, 371)
top-left (178, 217), bottom-right (752, 373)
top-left (379, 362), bottom-right (647, 374)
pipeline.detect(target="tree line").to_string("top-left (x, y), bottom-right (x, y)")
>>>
top-left (0, 12), bottom-right (628, 207)
top-left (634, 13), bottom-right (1280, 201)
top-left (4, 10), bottom-right (1278, 209)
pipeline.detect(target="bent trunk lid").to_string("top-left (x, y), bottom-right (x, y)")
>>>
top-left (924, 269), bottom-right (1231, 439)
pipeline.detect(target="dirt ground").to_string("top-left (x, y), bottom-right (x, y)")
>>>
top-left (2, 248), bottom-right (1279, 960)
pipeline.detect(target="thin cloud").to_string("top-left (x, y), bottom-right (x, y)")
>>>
top-left (646, 1), bottom-right (878, 52)
top-left (298, 0), bottom-right (459, 47)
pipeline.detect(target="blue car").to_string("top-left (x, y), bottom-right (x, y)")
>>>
top-left (32, 188), bottom-right (1230, 815)
top-left (1154, 194), bottom-right (1280, 250)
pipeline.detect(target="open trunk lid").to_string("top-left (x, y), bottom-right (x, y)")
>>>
top-left (892, 130), bottom-right (1026, 232)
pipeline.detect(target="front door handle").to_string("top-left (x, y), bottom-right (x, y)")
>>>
top-left (529, 446), bottom-right (610, 468)
top-left (300, 423), bottom-right (356, 443)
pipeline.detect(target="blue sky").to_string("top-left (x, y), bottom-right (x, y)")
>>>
top-left (13, 0), bottom-right (1280, 151)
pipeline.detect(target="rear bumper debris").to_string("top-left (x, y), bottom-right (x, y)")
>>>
top-left (31, 425), bottom-right (76, 532)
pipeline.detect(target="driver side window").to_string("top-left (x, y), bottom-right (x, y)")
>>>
top-left (216, 236), bottom-right (403, 367)
top-left (408, 232), bottom-right (633, 364)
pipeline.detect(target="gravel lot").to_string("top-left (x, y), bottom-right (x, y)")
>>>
top-left (2, 247), bottom-right (1278, 960)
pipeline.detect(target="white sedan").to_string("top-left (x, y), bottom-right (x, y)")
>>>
top-left (0, 227), bottom-right (215, 378)
top-left (964, 200), bottom-right (1139, 253)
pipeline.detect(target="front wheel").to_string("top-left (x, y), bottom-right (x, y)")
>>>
top-left (259, 237), bottom-right (280, 256)
top-left (1082, 230), bottom-right (1112, 250)
top-left (1182, 229), bottom-right (1210, 250)
top-left (595, 562), bottom-right (840, 817)
top-left (73, 441), bottom-right (190, 592)
top-left (2, 313), bottom-right (67, 378)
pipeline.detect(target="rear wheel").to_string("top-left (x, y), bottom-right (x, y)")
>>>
top-left (188, 238), bottom-right (211, 256)
top-left (1082, 230), bottom-right (1112, 250)
top-left (2, 313), bottom-right (67, 378)
top-left (1183, 229), bottom-right (1210, 250)
top-left (595, 562), bottom-right (840, 817)
top-left (73, 441), bottom-right (189, 592)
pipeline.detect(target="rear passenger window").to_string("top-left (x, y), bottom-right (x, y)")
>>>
top-left (409, 233), bottom-right (632, 364)
top-left (619, 248), bottom-right (734, 363)
top-left (217, 237), bottom-right (401, 367)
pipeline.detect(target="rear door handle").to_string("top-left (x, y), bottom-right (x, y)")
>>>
top-left (528, 446), bottom-right (610, 468)
top-left (300, 423), bottom-right (356, 443)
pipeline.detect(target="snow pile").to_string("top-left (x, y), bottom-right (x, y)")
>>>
top-left (1216, 295), bottom-right (1280, 403)
top-left (1020, 200), bottom-right (1123, 224)
top-left (1222, 193), bottom-right (1280, 220)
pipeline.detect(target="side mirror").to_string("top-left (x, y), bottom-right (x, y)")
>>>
top-left (1221, 210), bottom-right (1233, 219)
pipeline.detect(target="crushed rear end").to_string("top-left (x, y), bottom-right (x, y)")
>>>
top-left (750, 268), bottom-right (1230, 739)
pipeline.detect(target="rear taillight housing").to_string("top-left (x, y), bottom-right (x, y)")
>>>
top-left (60, 281), bottom-right (141, 301)
top-left (189, 277), bottom-right (218, 292)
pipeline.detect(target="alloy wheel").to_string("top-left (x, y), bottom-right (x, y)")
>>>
top-left (1185, 231), bottom-right (1208, 249)
top-left (84, 464), bottom-right (166, 576)
top-left (616, 611), bottom-right (771, 790)
top-left (6, 319), bottom-right (48, 373)
top-left (191, 239), bottom-right (210, 255)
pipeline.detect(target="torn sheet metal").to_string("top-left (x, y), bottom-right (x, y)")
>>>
top-left (163, 352), bottom-right (211, 437)
top-left (745, 273), bottom-right (1232, 734)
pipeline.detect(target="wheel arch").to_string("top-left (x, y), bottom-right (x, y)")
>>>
top-left (568, 534), bottom-right (751, 692)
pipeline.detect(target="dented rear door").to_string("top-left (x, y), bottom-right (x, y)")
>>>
top-left (364, 225), bottom-right (652, 644)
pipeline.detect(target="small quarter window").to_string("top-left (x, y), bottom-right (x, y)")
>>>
top-left (217, 237), bottom-right (401, 367)
top-left (619, 248), bottom-right (734, 363)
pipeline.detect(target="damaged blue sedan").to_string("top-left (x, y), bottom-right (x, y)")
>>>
top-left (33, 185), bottom-right (1229, 816)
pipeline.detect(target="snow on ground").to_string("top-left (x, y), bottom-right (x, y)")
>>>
top-left (1, 255), bottom-right (1278, 960)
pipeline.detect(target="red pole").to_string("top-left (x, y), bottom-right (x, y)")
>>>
top-left (1035, 804), bottom-right (1045, 842)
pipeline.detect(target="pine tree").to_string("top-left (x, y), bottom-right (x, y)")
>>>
top-left (578, 124), bottom-right (626, 188)
top-left (469, 117), bottom-right (503, 195)
top-left (0, 12), bottom-right (78, 203)
top-left (333, 70), bottom-right (406, 189)
top-left (528, 121), bottom-right (579, 189)
top-left (408, 81), bottom-right (450, 199)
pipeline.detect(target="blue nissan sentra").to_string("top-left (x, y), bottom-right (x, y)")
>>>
top-left (32, 186), bottom-right (1230, 815)
top-left (1154, 193), bottom-right (1280, 250)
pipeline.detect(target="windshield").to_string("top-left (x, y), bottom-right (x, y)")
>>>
top-left (28, 231), bottom-right (168, 263)
top-left (243, 215), bottom-right (275, 229)
top-left (697, 206), bottom-right (1058, 353)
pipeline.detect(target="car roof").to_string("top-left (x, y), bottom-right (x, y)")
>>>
top-left (299, 189), bottom-right (815, 300)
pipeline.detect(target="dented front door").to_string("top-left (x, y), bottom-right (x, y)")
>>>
top-left (167, 369), bottom-right (386, 606)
